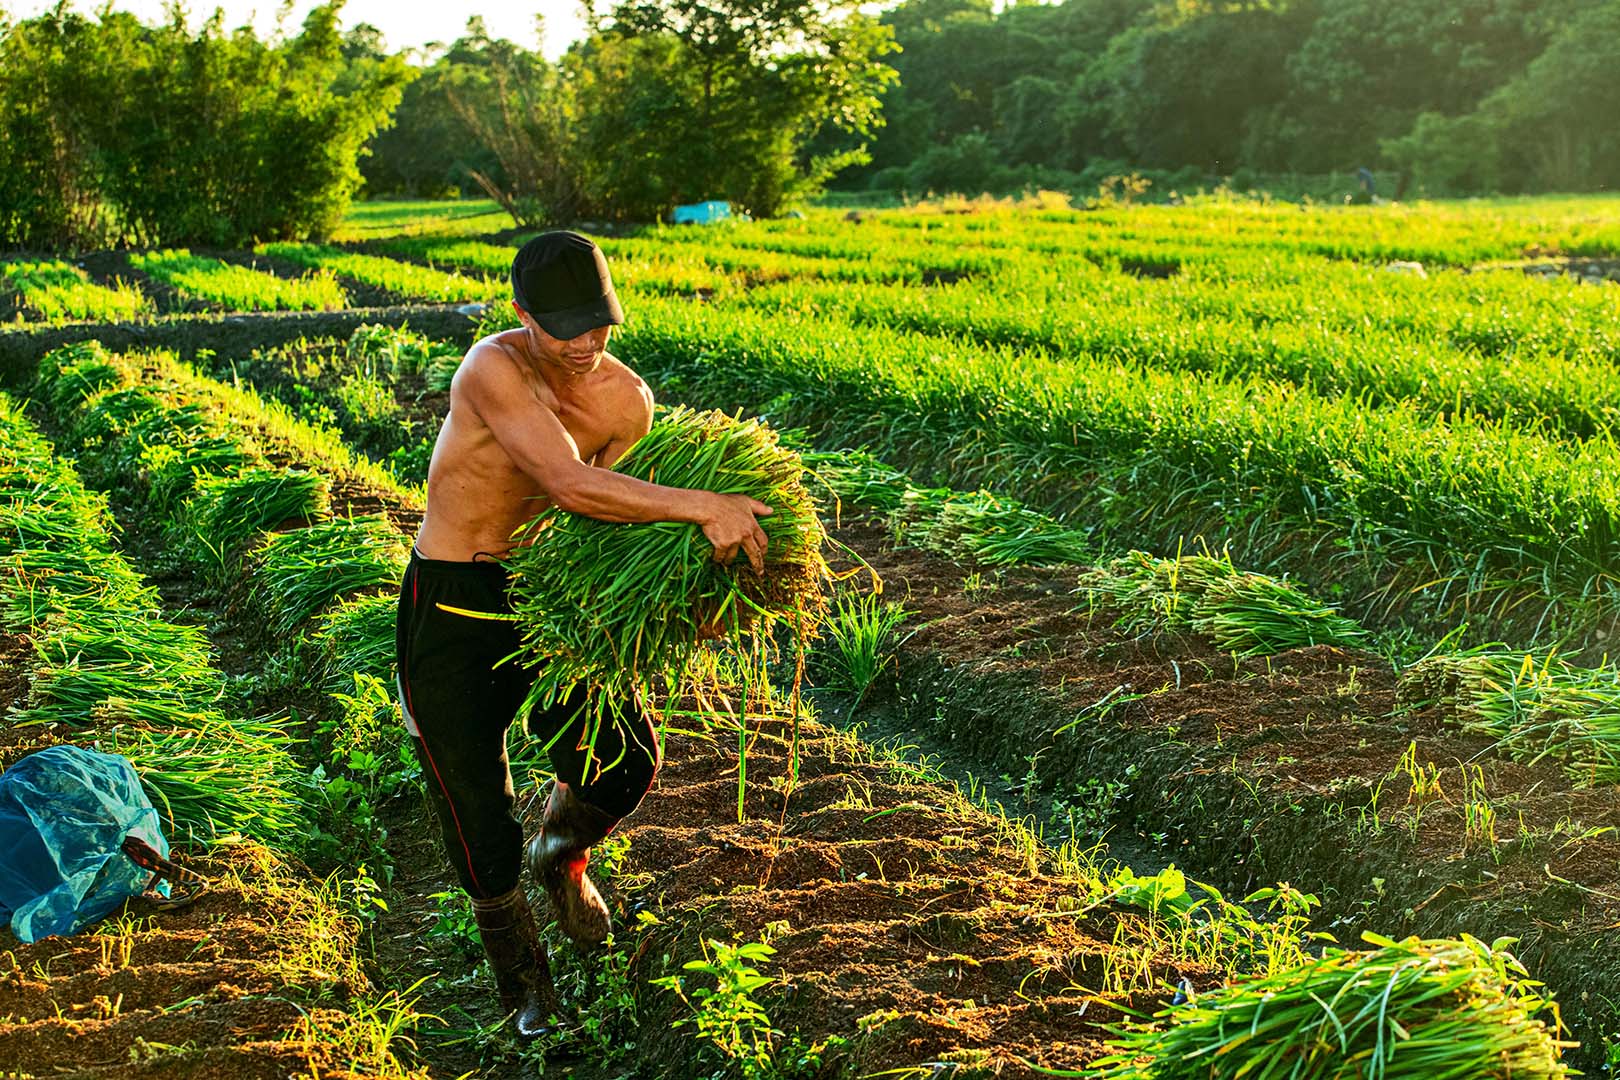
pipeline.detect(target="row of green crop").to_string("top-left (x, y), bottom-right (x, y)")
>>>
top-left (644, 219), bottom-right (1620, 372)
top-left (0, 386), bottom-right (301, 840)
top-left (377, 230), bottom-right (1011, 296)
top-left (574, 298), bottom-right (1620, 652)
top-left (36, 341), bottom-right (422, 875)
top-left (189, 323), bottom-right (455, 485)
top-left (694, 199), bottom-right (1620, 266)
top-left (2, 259), bottom-right (151, 322)
top-left (260, 242), bottom-right (505, 304)
top-left (384, 218), bottom-right (1619, 411)
top-left (740, 272), bottom-right (1620, 443)
top-left (129, 248), bottom-right (348, 311)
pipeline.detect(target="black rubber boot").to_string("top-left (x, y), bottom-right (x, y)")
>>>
top-left (524, 781), bottom-right (618, 949)
top-left (470, 886), bottom-right (560, 1038)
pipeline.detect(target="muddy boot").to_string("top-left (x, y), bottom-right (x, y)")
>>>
top-left (524, 781), bottom-right (617, 949)
top-left (470, 886), bottom-right (560, 1039)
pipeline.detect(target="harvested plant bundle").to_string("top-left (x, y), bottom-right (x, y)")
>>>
top-left (1077, 549), bottom-right (1367, 657)
top-left (1084, 934), bottom-right (1571, 1080)
top-left (177, 467), bottom-right (329, 578)
top-left (1399, 649), bottom-right (1620, 783)
top-left (801, 448), bottom-right (912, 512)
top-left (250, 515), bottom-right (407, 635)
top-left (504, 407), bottom-right (830, 764)
top-left (16, 610), bottom-right (226, 726)
top-left (92, 699), bottom-right (306, 840)
top-left (894, 486), bottom-right (1093, 567)
top-left (803, 448), bottom-right (1092, 565)
top-left (310, 592), bottom-right (399, 691)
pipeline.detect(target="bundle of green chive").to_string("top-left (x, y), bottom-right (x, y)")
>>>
top-left (504, 406), bottom-right (830, 763)
top-left (1080, 934), bottom-right (1571, 1079)
top-left (1398, 648), bottom-right (1620, 782)
top-left (1077, 549), bottom-right (1367, 657)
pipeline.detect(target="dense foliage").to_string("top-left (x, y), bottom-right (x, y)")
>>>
top-left (850, 0), bottom-right (1620, 197)
top-left (0, 2), bottom-right (410, 250)
top-left (364, 4), bottom-right (896, 221)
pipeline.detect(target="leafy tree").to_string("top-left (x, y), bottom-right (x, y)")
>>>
top-left (1273, 0), bottom-right (1586, 171)
top-left (435, 19), bottom-right (583, 223)
top-left (1385, 0), bottom-right (1620, 192)
top-left (592, 0), bottom-right (898, 217)
top-left (1076, 4), bottom-right (1302, 172)
top-left (993, 76), bottom-right (1065, 167)
top-left (0, 2), bottom-right (410, 250)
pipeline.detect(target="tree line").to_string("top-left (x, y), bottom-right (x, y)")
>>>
top-left (850, 0), bottom-right (1620, 198)
top-left (3, 0), bottom-right (1615, 251)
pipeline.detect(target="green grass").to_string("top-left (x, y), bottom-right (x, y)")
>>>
top-left (812, 592), bottom-right (911, 705)
top-left (258, 242), bottom-right (504, 304)
top-left (129, 248), bottom-right (347, 311)
top-left (2, 259), bottom-right (150, 322)
top-left (330, 197), bottom-right (508, 242)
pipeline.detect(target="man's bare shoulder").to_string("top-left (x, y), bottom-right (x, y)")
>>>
top-left (450, 334), bottom-right (533, 397)
top-left (598, 352), bottom-right (652, 407)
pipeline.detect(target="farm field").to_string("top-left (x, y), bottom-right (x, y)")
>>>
top-left (1, 195), bottom-right (1617, 1078)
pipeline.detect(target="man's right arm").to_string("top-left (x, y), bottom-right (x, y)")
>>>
top-left (458, 347), bottom-right (772, 572)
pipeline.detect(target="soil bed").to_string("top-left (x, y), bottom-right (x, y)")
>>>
top-left (823, 515), bottom-right (1619, 1069)
top-left (0, 842), bottom-right (396, 1080)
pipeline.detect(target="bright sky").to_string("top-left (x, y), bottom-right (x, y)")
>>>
top-left (6, 1), bottom-right (592, 58)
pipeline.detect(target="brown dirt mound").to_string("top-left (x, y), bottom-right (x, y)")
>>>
top-left (576, 722), bottom-right (1211, 1079)
top-left (0, 843), bottom-right (403, 1080)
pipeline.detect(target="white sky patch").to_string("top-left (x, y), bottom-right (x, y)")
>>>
top-left (5, 0), bottom-right (592, 58)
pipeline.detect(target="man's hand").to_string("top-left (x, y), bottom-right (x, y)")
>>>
top-left (700, 492), bottom-right (773, 575)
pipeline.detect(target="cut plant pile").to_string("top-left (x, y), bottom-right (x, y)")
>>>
top-left (820, 515), bottom-right (1619, 1068)
top-left (0, 842), bottom-right (420, 1080)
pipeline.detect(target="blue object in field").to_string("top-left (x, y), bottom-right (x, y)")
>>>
top-left (671, 200), bottom-right (732, 225)
top-left (0, 746), bottom-right (168, 942)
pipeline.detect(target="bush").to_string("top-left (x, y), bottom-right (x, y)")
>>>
top-left (0, 4), bottom-right (411, 250)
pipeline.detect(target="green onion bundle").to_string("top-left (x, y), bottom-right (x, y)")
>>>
top-left (1083, 934), bottom-right (1571, 1080)
top-left (504, 407), bottom-right (830, 766)
top-left (1077, 549), bottom-right (1368, 657)
top-left (1398, 649), bottom-right (1620, 783)
top-left (177, 467), bottom-right (330, 580)
top-left (15, 609), bottom-right (227, 726)
top-left (250, 515), bottom-right (407, 635)
top-left (802, 448), bottom-right (1093, 565)
top-left (893, 486), bottom-right (1095, 567)
top-left (309, 592), bottom-right (399, 692)
top-left (800, 447), bottom-right (912, 512)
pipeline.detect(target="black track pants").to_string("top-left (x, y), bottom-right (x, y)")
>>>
top-left (395, 549), bottom-right (662, 899)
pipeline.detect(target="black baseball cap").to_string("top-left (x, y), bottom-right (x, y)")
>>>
top-left (510, 231), bottom-right (625, 340)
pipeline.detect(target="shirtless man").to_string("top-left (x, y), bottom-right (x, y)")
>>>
top-left (395, 231), bottom-right (770, 1037)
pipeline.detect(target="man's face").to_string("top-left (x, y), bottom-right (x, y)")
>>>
top-left (515, 303), bottom-right (612, 376)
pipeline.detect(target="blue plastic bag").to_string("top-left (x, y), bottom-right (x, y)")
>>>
top-left (0, 745), bottom-right (171, 942)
